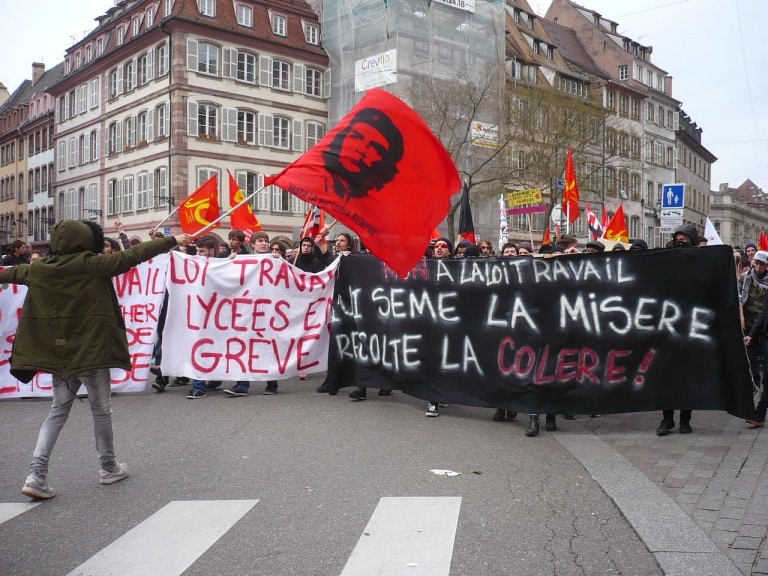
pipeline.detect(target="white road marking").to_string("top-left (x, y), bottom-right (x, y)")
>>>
top-left (0, 502), bottom-right (41, 524)
top-left (66, 500), bottom-right (258, 576)
top-left (340, 496), bottom-right (462, 576)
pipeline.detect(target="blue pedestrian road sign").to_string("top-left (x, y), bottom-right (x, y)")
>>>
top-left (661, 184), bottom-right (685, 209)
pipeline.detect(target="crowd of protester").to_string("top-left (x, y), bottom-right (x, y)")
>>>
top-left (3, 219), bottom-right (765, 499)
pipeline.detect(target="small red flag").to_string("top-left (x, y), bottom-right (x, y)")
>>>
top-left (759, 231), bottom-right (768, 251)
top-left (228, 170), bottom-right (262, 236)
top-left (430, 228), bottom-right (441, 240)
top-left (300, 205), bottom-right (325, 239)
top-left (602, 205), bottom-right (609, 230)
top-left (178, 175), bottom-right (221, 235)
top-left (602, 204), bottom-right (630, 243)
top-left (266, 88), bottom-right (460, 277)
top-left (562, 147), bottom-right (580, 223)
top-left (542, 227), bottom-right (551, 245)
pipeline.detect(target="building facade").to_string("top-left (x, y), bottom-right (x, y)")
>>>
top-left (50, 0), bottom-right (329, 244)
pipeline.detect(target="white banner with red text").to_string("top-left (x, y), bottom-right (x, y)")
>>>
top-left (0, 256), bottom-right (168, 398)
top-left (159, 253), bottom-right (339, 382)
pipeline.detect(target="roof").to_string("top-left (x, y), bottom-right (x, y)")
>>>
top-left (538, 18), bottom-right (605, 79)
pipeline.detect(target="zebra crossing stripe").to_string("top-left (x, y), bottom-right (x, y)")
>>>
top-left (0, 502), bottom-right (41, 524)
top-left (66, 499), bottom-right (258, 576)
top-left (340, 497), bottom-right (462, 576)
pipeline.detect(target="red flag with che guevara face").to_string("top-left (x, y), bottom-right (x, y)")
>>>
top-left (266, 88), bottom-right (461, 277)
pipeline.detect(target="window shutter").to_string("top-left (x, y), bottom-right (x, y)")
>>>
top-left (79, 85), bottom-right (87, 113)
top-left (147, 171), bottom-right (155, 208)
top-left (116, 67), bottom-right (124, 95)
top-left (187, 39), bottom-right (198, 71)
top-left (94, 128), bottom-right (100, 159)
top-left (116, 122), bottom-right (123, 152)
top-left (222, 47), bottom-right (232, 78)
top-left (293, 63), bottom-right (305, 93)
top-left (147, 110), bottom-right (154, 141)
top-left (187, 101), bottom-right (198, 136)
top-left (258, 114), bottom-right (274, 147)
top-left (63, 93), bottom-right (70, 119)
top-left (673, 111), bottom-right (680, 132)
top-left (323, 69), bottom-right (332, 99)
top-left (131, 57), bottom-right (138, 87)
top-left (259, 55), bottom-right (272, 86)
top-left (223, 108), bottom-right (237, 142)
top-left (257, 173), bottom-right (269, 211)
top-left (164, 100), bottom-right (170, 134)
top-left (237, 171), bottom-right (247, 191)
top-left (83, 135), bottom-right (90, 163)
top-left (147, 51), bottom-right (154, 80)
top-left (292, 119), bottom-right (303, 152)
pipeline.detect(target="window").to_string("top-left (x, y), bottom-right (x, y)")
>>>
top-left (630, 217), bottom-right (640, 240)
top-left (191, 103), bottom-right (219, 138)
top-left (272, 186), bottom-right (290, 212)
top-left (631, 136), bottom-right (640, 158)
top-left (306, 121), bottom-right (326, 149)
top-left (619, 65), bottom-right (628, 80)
top-left (237, 110), bottom-right (256, 144)
top-left (533, 41), bottom-right (539, 55)
top-left (631, 173), bottom-right (640, 199)
top-left (237, 52), bottom-right (257, 83)
top-left (619, 95), bottom-right (628, 114)
top-left (147, 8), bottom-right (154, 27)
top-left (107, 179), bottom-right (120, 216)
top-left (631, 98), bottom-right (639, 118)
top-left (68, 137), bottom-right (78, 167)
top-left (546, 46), bottom-right (553, 60)
top-left (139, 52), bottom-right (154, 84)
top-left (273, 117), bottom-right (290, 149)
top-left (618, 171), bottom-right (628, 198)
top-left (79, 135), bottom-right (86, 165)
top-left (124, 115), bottom-right (137, 148)
top-left (646, 102), bottom-right (654, 123)
top-left (606, 91), bottom-right (615, 109)
top-left (236, 170), bottom-right (264, 211)
top-left (414, 40), bottom-right (428, 54)
top-left (305, 68), bottom-right (323, 97)
top-left (156, 103), bottom-right (169, 137)
top-left (237, 4), bottom-right (252, 26)
top-left (197, 167), bottom-right (220, 187)
top-left (155, 167), bottom-right (167, 207)
top-left (97, 38), bottom-right (104, 55)
top-left (156, 43), bottom-right (168, 76)
top-left (124, 60), bottom-right (136, 91)
top-left (666, 146), bottom-right (673, 167)
top-left (666, 110), bottom-right (674, 129)
top-left (271, 13), bottom-right (287, 36)
top-left (118, 26), bottom-right (125, 46)
top-left (108, 122), bottom-right (122, 154)
top-left (122, 176), bottom-right (134, 212)
top-left (90, 129), bottom-right (99, 161)
top-left (165, 0), bottom-right (174, 17)
top-left (197, 42), bottom-right (219, 75)
top-left (109, 68), bottom-right (123, 98)
top-left (137, 111), bottom-right (153, 143)
top-left (304, 22), bottom-right (319, 45)
top-left (654, 142), bottom-right (664, 165)
top-left (272, 60), bottom-right (290, 90)
top-left (198, 0), bottom-right (215, 17)
top-left (618, 132), bottom-right (628, 156)
top-left (86, 45), bottom-right (92, 62)
top-left (68, 89), bottom-right (76, 117)
top-left (133, 17), bottom-right (140, 37)
top-left (438, 45), bottom-right (451, 62)
top-left (605, 129), bottom-right (615, 153)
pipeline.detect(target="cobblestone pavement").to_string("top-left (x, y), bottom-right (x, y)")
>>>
top-left (578, 411), bottom-right (767, 576)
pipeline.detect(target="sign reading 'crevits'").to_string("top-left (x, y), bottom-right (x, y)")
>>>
top-left (355, 49), bottom-right (397, 92)
top-left (326, 248), bottom-right (754, 419)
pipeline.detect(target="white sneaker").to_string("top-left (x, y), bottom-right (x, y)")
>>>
top-left (99, 463), bottom-right (129, 485)
top-left (21, 475), bottom-right (55, 499)
top-left (426, 402), bottom-right (439, 417)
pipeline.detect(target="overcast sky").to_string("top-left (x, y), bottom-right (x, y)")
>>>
top-left (2, 0), bottom-right (766, 192)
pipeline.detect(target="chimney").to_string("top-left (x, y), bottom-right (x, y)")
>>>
top-left (32, 62), bottom-right (45, 85)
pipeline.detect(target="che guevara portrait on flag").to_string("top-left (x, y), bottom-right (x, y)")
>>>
top-left (321, 107), bottom-right (405, 202)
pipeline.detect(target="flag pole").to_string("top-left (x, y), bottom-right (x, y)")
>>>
top-left (527, 213), bottom-right (534, 248)
top-left (190, 183), bottom-right (268, 239)
top-left (152, 203), bottom-right (183, 232)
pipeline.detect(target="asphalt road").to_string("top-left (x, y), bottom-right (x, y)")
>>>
top-left (0, 376), bottom-right (662, 576)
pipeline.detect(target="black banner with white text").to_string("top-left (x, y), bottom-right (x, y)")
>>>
top-left (327, 247), bottom-right (754, 418)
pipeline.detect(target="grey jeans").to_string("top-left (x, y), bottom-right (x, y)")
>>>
top-left (30, 368), bottom-right (117, 479)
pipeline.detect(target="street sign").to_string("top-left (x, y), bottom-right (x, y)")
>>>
top-left (556, 179), bottom-right (565, 190)
top-left (660, 183), bottom-right (685, 232)
top-left (164, 227), bottom-right (171, 236)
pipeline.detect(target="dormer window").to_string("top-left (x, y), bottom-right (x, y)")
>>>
top-left (546, 46), bottom-right (553, 60)
top-left (133, 17), bottom-right (140, 37)
top-left (86, 45), bottom-right (93, 62)
top-left (147, 8), bottom-right (154, 27)
top-left (533, 41), bottom-right (539, 54)
top-left (271, 13), bottom-right (287, 36)
top-left (303, 22), bottom-right (319, 45)
top-left (237, 4), bottom-right (252, 27)
top-left (97, 38), bottom-right (104, 55)
top-left (527, 15), bottom-right (534, 29)
top-left (118, 26), bottom-right (125, 46)
top-left (198, 0), bottom-right (215, 18)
